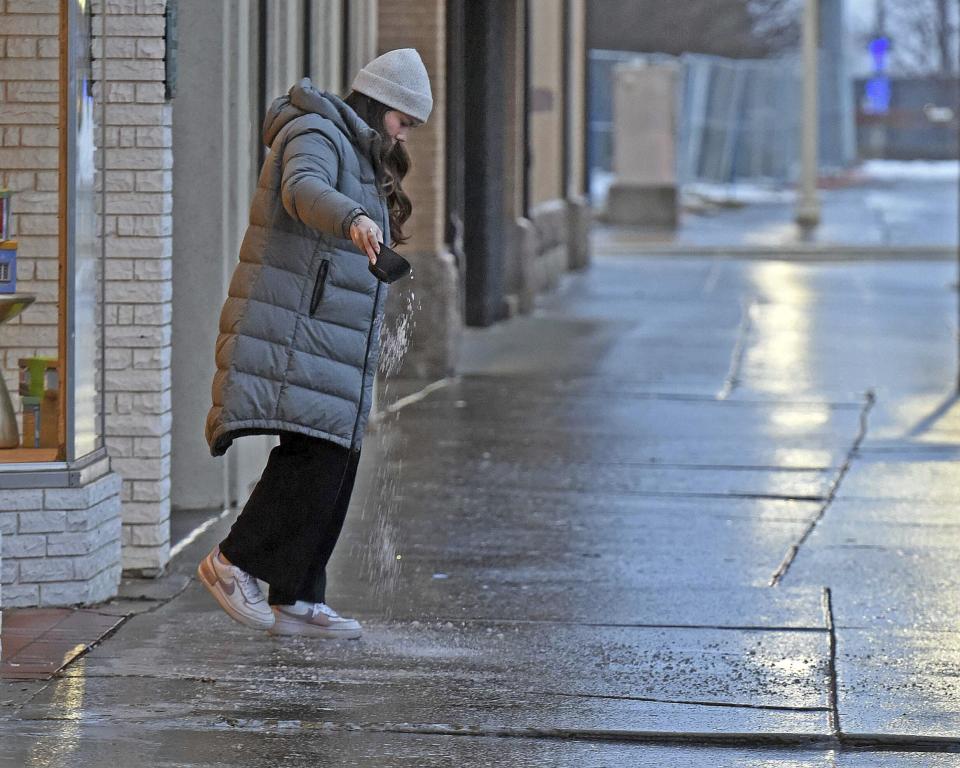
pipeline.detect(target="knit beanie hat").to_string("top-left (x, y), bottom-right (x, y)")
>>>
top-left (351, 48), bottom-right (433, 123)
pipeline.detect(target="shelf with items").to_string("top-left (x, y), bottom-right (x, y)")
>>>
top-left (0, 0), bottom-right (104, 469)
top-left (0, 185), bottom-right (60, 461)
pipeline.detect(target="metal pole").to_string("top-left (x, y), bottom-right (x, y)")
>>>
top-left (796, 0), bottom-right (821, 228)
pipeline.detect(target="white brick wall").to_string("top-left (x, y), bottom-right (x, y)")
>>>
top-left (93, 0), bottom-right (172, 574)
top-left (0, 459), bottom-right (122, 607)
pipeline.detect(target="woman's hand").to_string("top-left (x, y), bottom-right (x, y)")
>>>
top-left (349, 215), bottom-right (383, 265)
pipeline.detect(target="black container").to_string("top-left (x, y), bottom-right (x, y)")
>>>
top-left (368, 243), bottom-right (411, 284)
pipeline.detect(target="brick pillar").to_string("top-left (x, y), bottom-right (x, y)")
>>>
top-left (377, 0), bottom-right (461, 381)
top-left (94, 0), bottom-right (173, 575)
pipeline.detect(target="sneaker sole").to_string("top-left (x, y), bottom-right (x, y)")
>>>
top-left (268, 615), bottom-right (362, 639)
top-left (197, 555), bottom-right (275, 631)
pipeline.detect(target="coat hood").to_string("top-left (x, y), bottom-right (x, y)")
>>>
top-left (262, 78), bottom-right (383, 162)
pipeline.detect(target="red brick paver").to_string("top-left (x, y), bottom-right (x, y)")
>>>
top-left (1, 608), bottom-right (123, 680)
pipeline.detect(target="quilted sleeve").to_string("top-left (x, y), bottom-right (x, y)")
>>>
top-left (280, 127), bottom-right (367, 238)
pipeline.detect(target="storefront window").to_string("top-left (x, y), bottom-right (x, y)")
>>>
top-left (0, 0), bottom-right (105, 466)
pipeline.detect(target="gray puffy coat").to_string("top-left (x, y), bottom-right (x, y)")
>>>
top-left (206, 80), bottom-right (390, 456)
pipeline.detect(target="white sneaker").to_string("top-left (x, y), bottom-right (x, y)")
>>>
top-left (197, 547), bottom-right (275, 630)
top-left (268, 601), bottom-right (362, 639)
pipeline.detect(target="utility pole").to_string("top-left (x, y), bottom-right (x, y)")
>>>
top-left (796, 0), bottom-right (821, 229)
top-left (819, 0), bottom-right (855, 168)
top-left (935, 0), bottom-right (953, 75)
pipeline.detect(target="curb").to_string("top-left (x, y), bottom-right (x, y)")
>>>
top-left (593, 244), bottom-right (958, 261)
top-left (268, 721), bottom-right (960, 752)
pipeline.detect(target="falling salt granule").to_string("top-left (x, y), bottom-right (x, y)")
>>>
top-left (378, 289), bottom-right (419, 377)
top-left (358, 285), bottom-right (421, 613)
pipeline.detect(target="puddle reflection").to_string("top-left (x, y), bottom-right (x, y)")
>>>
top-left (26, 652), bottom-right (86, 767)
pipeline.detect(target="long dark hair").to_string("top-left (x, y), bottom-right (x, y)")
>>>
top-left (344, 91), bottom-right (414, 246)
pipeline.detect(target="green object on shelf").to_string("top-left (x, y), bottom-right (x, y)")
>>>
top-left (19, 356), bottom-right (57, 399)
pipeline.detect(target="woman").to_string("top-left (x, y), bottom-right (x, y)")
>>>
top-left (198, 49), bottom-right (432, 639)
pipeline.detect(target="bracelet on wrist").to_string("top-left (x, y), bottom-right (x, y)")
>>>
top-left (343, 207), bottom-right (367, 237)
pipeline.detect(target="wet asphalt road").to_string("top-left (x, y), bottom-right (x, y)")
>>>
top-left (3, 250), bottom-right (960, 766)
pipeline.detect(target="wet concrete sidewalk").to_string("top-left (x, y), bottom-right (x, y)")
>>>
top-left (3, 248), bottom-right (960, 766)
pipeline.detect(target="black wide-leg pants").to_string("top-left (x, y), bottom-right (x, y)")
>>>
top-left (219, 431), bottom-right (361, 606)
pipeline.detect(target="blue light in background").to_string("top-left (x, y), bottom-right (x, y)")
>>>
top-left (863, 76), bottom-right (891, 114)
top-left (863, 36), bottom-right (892, 115)
top-left (869, 36), bottom-right (890, 72)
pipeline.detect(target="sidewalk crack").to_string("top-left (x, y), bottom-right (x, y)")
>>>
top-left (822, 587), bottom-right (842, 737)
top-left (769, 389), bottom-right (876, 586)
top-left (717, 297), bottom-right (756, 400)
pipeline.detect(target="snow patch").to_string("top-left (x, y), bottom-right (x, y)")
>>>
top-left (590, 171), bottom-right (797, 208)
top-left (682, 181), bottom-right (796, 206)
top-left (859, 160), bottom-right (960, 181)
top-left (589, 170), bottom-right (615, 205)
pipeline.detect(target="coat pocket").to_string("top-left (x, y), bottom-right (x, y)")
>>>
top-left (309, 259), bottom-right (330, 316)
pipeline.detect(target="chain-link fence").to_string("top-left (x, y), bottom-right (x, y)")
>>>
top-left (588, 50), bottom-right (804, 191)
top-left (679, 53), bottom-right (802, 185)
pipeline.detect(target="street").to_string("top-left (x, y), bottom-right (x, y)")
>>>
top-left (594, 168), bottom-right (959, 250)
top-left (2, 247), bottom-right (960, 766)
